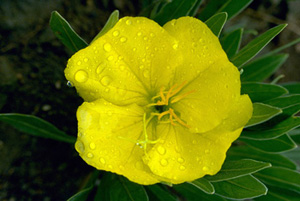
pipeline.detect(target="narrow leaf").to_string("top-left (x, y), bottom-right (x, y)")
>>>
top-left (173, 183), bottom-right (227, 201)
top-left (231, 24), bottom-right (287, 68)
top-left (188, 0), bottom-right (203, 16)
top-left (245, 103), bottom-right (282, 128)
top-left (197, 0), bottom-right (225, 21)
top-left (153, 0), bottom-right (199, 25)
top-left (205, 159), bottom-right (271, 182)
top-left (212, 175), bottom-right (267, 199)
top-left (217, 0), bottom-right (253, 20)
top-left (146, 185), bottom-right (177, 201)
top-left (220, 28), bottom-right (243, 59)
top-left (0, 113), bottom-right (76, 143)
top-left (91, 10), bottom-right (119, 43)
top-left (241, 134), bottom-right (297, 153)
top-left (241, 54), bottom-right (288, 82)
top-left (281, 82), bottom-right (300, 94)
top-left (205, 12), bottom-right (227, 37)
top-left (242, 116), bottom-right (300, 140)
top-left (50, 11), bottom-right (88, 52)
top-left (254, 167), bottom-right (300, 193)
top-left (241, 82), bottom-right (288, 102)
top-left (264, 95), bottom-right (300, 109)
top-left (189, 178), bottom-right (215, 194)
top-left (255, 185), bottom-right (300, 201)
top-left (227, 146), bottom-right (297, 170)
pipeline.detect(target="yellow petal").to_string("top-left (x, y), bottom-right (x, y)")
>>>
top-left (163, 17), bottom-right (241, 133)
top-left (145, 124), bottom-right (243, 184)
top-left (65, 17), bottom-right (181, 105)
top-left (76, 99), bottom-right (159, 185)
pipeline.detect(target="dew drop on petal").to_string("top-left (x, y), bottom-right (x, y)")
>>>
top-left (137, 32), bottom-right (142, 36)
top-left (202, 166), bottom-right (209, 171)
top-left (179, 165), bottom-right (186, 171)
top-left (160, 159), bottom-right (168, 166)
top-left (67, 81), bottom-right (74, 87)
top-left (172, 43), bottom-right (178, 50)
top-left (74, 70), bottom-right (88, 83)
top-left (177, 157), bottom-right (184, 163)
top-left (113, 30), bottom-right (120, 37)
top-left (120, 37), bottom-right (127, 43)
top-left (87, 152), bottom-right (93, 158)
top-left (99, 158), bottom-right (106, 165)
top-left (103, 43), bottom-right (112, 52)
top-left (77, 61), bottom-right (82, 65)
top-left (75, 140), bottom-right (85, 153)
top-left (143, 70), bottom-right (150, 78)
top-left (156, 146), bottom-right (166, 155)
top-left (119, 65), bottom-right (125, 71)
top-left (205, 149), bottom-right (210, 154)
top-left (143, 36), bottom-right (148, 41)
top-left (139, 65), bottom-right (144, 70)
top-left (89, 143), bottom-right (96, 150)
top-left (107, 55), bottom-right (114, 61)
top-left (108, 165), bottom-right (113, 169)
top-left (101, 76), bottom-right (111, 86)
top-left (126, 19), bottom-right (132, 25)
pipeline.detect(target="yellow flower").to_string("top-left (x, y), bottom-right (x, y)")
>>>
top-left (65, 16), bottom-right (253, 185)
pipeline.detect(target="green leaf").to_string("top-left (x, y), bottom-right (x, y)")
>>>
top-left (188, 178), bottom-right (215, 194)
top-left (241, 54), bottom-right (288, 82)
top-left (205, 12), bottom-right (227, 37)
top-left (197, 0), bottom-right (225, 21)
top-left (146, 185), bottom-right (177, 201)
top-left (254, 167), bottom-right (300, 193)
top-left (218, 0), bottom-right (253, 20)
top-left (153, 0), bottom-right (199, 25)
top-left (0, 113), bottom-right (76, 143)
top-left (227, 146), bottom-right (297, 170)
top-left (91, 10), bottom-right (119, 43)
top-left (231, 24), bottom-right (287, 68)
top-left (96, 173), bottom-right (148, 201)
top-left (245, 103), bottom-right (282, 128)
top-left (212, 175), bottom-right (267, 199)
top-left (255, 185), bottom-right (300, 201)
top-left (67, 170), bottom-right (100, 201)
top-left (173, 183), bottom-right (227, 201)
top-left (289, 128), bottom-right (300, 144)
top-left (50, 11), bottom-right (88, 52)
top-left (264, 95), bottom-right (300, 109)
top-left (241, 82), bottom-right (288, 102)
top-left (220, 28), bottom-right (243, 59)
top-left (264, 37), bottom-right (300, 57)
top-left (242, 116), bottom-right (300, 140)
top-left (281, 82), bottom-right (300, 94)
top-left (205, 159), bottom-right (271, 182)
top-left (188, 0), bottom-right (203, 16)
top-left (241, 134), bottom-right (297, 153)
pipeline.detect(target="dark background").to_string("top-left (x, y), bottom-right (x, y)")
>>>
top-left (0, 0), bottom-right (299, 200)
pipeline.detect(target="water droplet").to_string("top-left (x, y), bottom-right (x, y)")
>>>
top-left (101, 76), bottom-right (111, 86)
top-left (177, 157), bottom-right (184, 163)
top-left (160, 159), bottom-right (168, 166)
top-left (100, 158), bottom-right (106, 164)
top-left (103, 43), bottom-right (112, 52)
top-left (143, 36), bottom-right (148, 41)
top-left (74, 70), bottom-right (88, 83)
top-left (89, 143), bottom-right (96, 149)
top-left (107, 110), bottom-right (113, 116)
top-left (132, 47), bottom-right (137, 51)
top-left (143, 70), bottom-right (150, 78)
top-left (150, 33), bottom-right (155, 37)
top-left (126, 19), bottom-right (132, 25)
top-left (137, 32), bottom-right (142, 36)
top-left (120, 65), bottom-right (125, 71)
top-left (75, 140), bottom-right (85, 152)
top-left (107, 56), bottom-right (114, 61)
top-left (173, 43), bottom-right (178, 50)
top-left (117, 88), bottom-right (126, 95)
top-left (67, 81), bottom-right (74, 87)
top-left (120, 37), bottom-right (127, 43)
top-left (192, 140), bottom-right (197, 144)
top-left (205, 149), bottom-right (210, 154)
top-left (157, 146), bottom-right (166, 155)
top-left (105, 88), bottom-right (110, 92)
top-left (179, 165), bottom-right (186, 171)
top-left (202, 166), bottom-right (209, 171)
top-left (113, 30), bottom-right (120, 37)
top-left (77, 61), bottom-right (82, 65)
top-left (199, 38), bottom-right (203, 43)
top-left (84, 58), bottom-right (89, 62)
top-left (119, 165), bottom-right (124, 170)
top-left (87, 152), bottom-right (93, 158)
top-left (139, 65), bottom-right (144, 70)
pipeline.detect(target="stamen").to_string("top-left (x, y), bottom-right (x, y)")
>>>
top-left (171, 90), bottom-right (196, 104)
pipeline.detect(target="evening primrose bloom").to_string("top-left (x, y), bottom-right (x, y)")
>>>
top-left (65, 16), bottom-right (252, 185)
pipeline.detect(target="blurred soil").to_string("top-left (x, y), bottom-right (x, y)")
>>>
top-left (0, 0), bottom-right (299, 200)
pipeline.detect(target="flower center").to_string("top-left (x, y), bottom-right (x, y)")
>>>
top-left (147, 81), bottom-right (195, 128)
